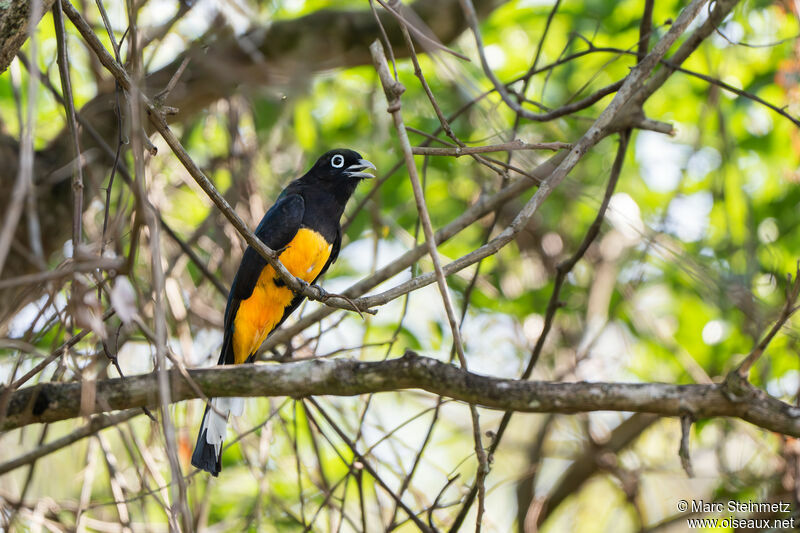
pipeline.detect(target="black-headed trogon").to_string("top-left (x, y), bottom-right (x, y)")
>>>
top-left (191, 149), bottom-right (375, 476)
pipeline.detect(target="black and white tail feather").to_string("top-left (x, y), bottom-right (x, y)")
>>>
top-left (191, 397), bottom-right (244, 476)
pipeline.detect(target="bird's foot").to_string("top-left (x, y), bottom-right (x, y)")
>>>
top-left (309, 283), bottom-right (331, 301)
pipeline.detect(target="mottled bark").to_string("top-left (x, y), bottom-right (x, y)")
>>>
top-left (4, 351), bottom-right (800, 435)
top-left (0, 0), bottom-right (55, 72)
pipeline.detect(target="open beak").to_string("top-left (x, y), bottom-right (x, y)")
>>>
top-left (345, 159), bottom-right (377, 179)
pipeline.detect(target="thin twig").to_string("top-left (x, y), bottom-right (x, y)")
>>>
top-left (0, 257), bottom-right (125, 290)
top-left (123, 0), bottom-right (191, 526)
top-left (638, 0), bottom-right (655, 62)
top-left (374, 0), bottom-right (470, 61)
top-left (411, 140), bottom-right (571, 157)
top-left (8, 62), bottom-right (45, 265)
top-left (679, 413), bottom-right (694, 477)
top-left (371, 38), bottom-right (489, 531)
top-left (154, 55), bottom-right (190, 103)
top-left (306, 398), bottom-right (435, 533)
top-left (61, 0), bottom-right (375, 316)
top-left (53, 0), bottom-right (85, 249)
top-left (735, 263), bottom-right (800, 377)
top-left (95, 433), bottom-right (133, 530)
top-left (546, 43), bottom-right (800, 129)
top-left (93, 0), bottom-right (126, 265)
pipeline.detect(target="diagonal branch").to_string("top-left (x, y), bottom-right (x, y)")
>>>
top-left (0, 0), bottom-right (507, 325)
top-left (535, 413), bottom-right (659, 527)
top-left (735, 263), bottom-right (800, 377)
top-left (61, 0), bottom-right (374, 317)
top-left (451, 130), bottom-right (631, 531)
top-left (262, 150), bottom-right (569, 351)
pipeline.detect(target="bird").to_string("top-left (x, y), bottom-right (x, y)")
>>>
top-left (191, 149), bottom-right (376, 476)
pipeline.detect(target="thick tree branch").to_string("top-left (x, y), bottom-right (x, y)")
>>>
top-left (5, 351), bottom-right (800, 436)
top-left (0, 0), bottom-right (55, 73)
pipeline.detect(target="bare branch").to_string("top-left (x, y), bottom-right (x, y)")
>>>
top-left (734, 264), bottom-right (800, 377)
top-left (263, 150), bottom-right (568, 352)
top-left (61, 0), bottom-right (375, 317)
top-left (0, 0), bottom-right (56, 72)
top-left (452, 130), bottom-right (631, 530)
top-left (372, 38), bottom-right (489, 529)
top-left (0, 257), bottom-right (124, 290)
top-left (6, 351), bottom-right (800, 437)
top-left (53, 0), bottom-right (84, 248)
top-left (679, 413), bottom-right (694, 477)
top-left (410, 140), bottom-right (571, 157)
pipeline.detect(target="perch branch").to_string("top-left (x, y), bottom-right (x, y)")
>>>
top-left (5, 351), bottom-right (800, 436)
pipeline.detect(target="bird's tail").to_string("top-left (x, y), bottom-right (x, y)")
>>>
top-left (191, 397), bottom-right (244, 476)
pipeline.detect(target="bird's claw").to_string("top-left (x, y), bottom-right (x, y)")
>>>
top-left (309, 283), bottom-right (330, 301)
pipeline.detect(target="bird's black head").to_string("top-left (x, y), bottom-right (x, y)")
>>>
top-left (308, 149), bottom-right (376, 183)
top-left (295, 149), bottom-right (376, 213)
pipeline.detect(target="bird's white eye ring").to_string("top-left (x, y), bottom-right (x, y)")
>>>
top-left (331, 154), bottom-right (345, 168)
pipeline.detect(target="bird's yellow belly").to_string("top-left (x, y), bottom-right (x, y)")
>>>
top-left (232, 228), bottom-right (332, 364)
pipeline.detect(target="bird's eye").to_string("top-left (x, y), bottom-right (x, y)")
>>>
top-left (331, 154), bottom-right (345, 168)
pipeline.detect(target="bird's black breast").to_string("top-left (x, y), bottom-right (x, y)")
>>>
top-left (285, 181), bottom-right (349, 245)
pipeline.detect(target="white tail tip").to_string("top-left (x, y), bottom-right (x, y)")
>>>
top-left (203, 397), bottom-right (245, 456)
